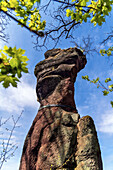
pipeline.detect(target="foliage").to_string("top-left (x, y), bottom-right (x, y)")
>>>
top-left (100, 47), bottom-right (113, 56)
top-left (0, 46), bottom-right (29, 88)
top-left (0, 0), bottom-right (112, 108)
top-left (0, 0), bottom-right (112, 168)
top-left (0, 0), bottom-right (46, 32)
top-left (82, 75), bottom-right (113, 107)
top-left (66, 0), bottom-right (113, 108)
top-left (66, 0), bottom-right (113, 26)
top-left (0, 0), bottom-right (46, 87)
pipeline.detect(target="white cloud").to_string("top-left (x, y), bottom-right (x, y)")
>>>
top-left (1, 157), bottom-right (20, 170)
top-left (98, 109), bottom-right (113, 134)
top-left (0, 74), bottom-right (39, 114)
top-left (0, 74), bottom-right (40, 170)
top-left (77, 86), bottom-right (113, 134)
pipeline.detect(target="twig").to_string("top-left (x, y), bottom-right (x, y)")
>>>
top-left (0, 111), bottom-right (23, 169)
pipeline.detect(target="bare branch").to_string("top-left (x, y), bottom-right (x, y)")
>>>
top-left (53, 0), bottom-right (75, 6)
top-left (0, 117), bottom-right (10, 127)
top-left (0, 111), bottom-right (23, 169)
top-left (0, 10), bottom-right (10, 42)
top-left (100, 28), bottom-right (113, 45)
top-left (33, 0), bottom-right (94, 50)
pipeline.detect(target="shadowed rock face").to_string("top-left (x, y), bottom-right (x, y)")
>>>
top-left (19, 48), bottom-right (103, 170)
top-left (34, 48), bottom-right (86, 108)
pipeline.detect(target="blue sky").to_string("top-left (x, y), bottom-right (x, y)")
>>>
top-left (0, 1), bottom-right (113, 170)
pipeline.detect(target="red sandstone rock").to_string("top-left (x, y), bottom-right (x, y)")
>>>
top-left (76, 116), bottom-right (103, 170)
top-left (19, 47), bottom-right (102, 170)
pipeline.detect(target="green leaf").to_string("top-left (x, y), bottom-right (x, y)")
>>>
top-left (3, 45), bottom-right (9, 51)
top-left (102, 90), bottom-right (109, 96)
top-left (66, 9), bottom-right (72, 17)
top-left (1, 68), bottom-right (7, 74)
top-left (111, 101), bottom-right (113, 108)
top-left (0, 75), bottom-right (6, 82)
top-left (95, 77), bottom-right (99, 83)
top-left (0, 46), bottom-right (29, 88)
top-left (17, 69), bottom-right (22, 78)
top-left (20, 56), bottom-right (29, 62)
top-left (17, 48), bottom-right (25, 55)
top-left (13, 77), bottom-right (20, 82)
top-left (109, 84), bottom-right (113, 92)
top-left (2, 76), bottom-right (11, 88)
top-left (1, 53), bottom-right (7, 60)
top-left (105, 78), bottom-right (111, 83)
top-left (109, 84), bottom-right (113, 88)
top-left (97, 85), bottom-right (99, 88)
top-left (10, 80), bottom-right (17, 87)
top-left (8, 76), bottom-right (18, 87)
top-left (21, 66), bottom-right (28, 73)
top-left (10, 58), bottom-right (19, 68)
top-left (82, 75), bottom-right (90, 81)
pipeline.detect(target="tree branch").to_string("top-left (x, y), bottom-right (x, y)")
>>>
top-left (0, 111), bottom-right (23, 169)
top-left (0, 9), bottom-right (43, 37)
top-left (53, 0), bottom-right (75, 6)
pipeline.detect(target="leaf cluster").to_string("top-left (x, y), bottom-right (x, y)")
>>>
top-left (66, 0), bottom-right (113, 26)
top-left (0, 46), bottom-right (29, 88)
top-left (100, 47), bottom-right (113, 56)
top-left (0, 0), bottom-right (46, 31)
top-left (82, 75), bottom-right (113, 107)
top-left (0, 0), bottom-right (112, 109)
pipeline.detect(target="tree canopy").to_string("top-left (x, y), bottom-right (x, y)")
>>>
top-left (0, 0), bottom-right (113, 106)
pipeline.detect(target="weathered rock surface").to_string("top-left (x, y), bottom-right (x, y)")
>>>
top-left (19, 47), bottom-right (103, 170)
top-left (75, 116), bottom-right (103, 170)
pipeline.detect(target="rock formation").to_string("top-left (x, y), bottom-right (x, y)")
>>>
top-left (19, 47), bottom-right (103, 170)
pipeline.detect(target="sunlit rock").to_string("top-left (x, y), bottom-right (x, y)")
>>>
top-left (19, 47), bottom-right (102, 170)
